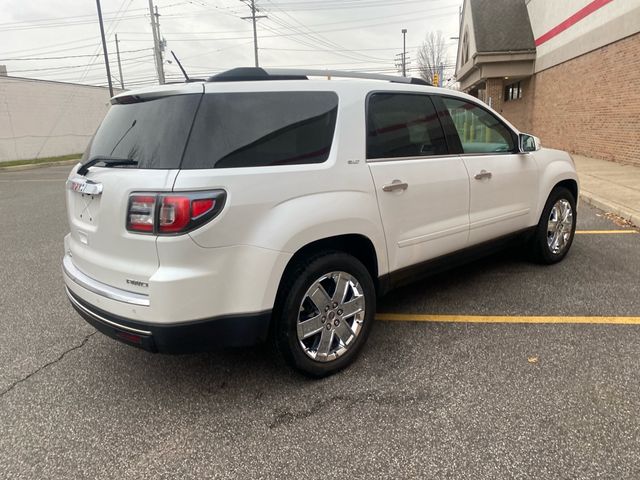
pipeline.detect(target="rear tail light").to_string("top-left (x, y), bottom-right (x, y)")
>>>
top-left (159, 196), bottom-right (191, 233)
top-left (126, 190), bottom-right (226, 235)
top-left (127, 195), bottom-right (156, 232)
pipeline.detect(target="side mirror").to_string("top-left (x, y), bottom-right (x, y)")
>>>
top-left (519, 133), bottom-right (541, 153)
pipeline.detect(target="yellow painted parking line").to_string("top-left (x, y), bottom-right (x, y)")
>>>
top-left (575, 230), bottom-right (637, 234)
top-left (377, 313), bottom-right (640, 325)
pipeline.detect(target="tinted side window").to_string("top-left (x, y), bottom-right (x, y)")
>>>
top-left (82, 94), bottom-right (201, 169)
top-left (367, 93), bottom-right (447, 159)
top-left (442, 97), bottom-right (516, 154)
top-left (182, 92), bottom-right (338, 169)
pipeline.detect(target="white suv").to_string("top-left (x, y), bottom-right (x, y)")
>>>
top-left (63, 68), bottom-right (578, 376)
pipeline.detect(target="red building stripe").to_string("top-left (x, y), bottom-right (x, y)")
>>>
top-left (535, 0), bottom-right (615, 46)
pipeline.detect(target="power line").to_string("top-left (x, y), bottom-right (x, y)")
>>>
top-left (259, 15), bottom-right (390, 66)
top-left (0, 2), bottom-right (192, 30)
top-left (6, 54), bottom-right (154, 74)
top-left (0, 38), bottom-right (100, 57)
top-left (259, 46), bottom-right (420, 52)
top-left (241, 0), bottom-right (401, 68)
top-left (28, 0), bottom-right (133, 161)
top-left (110, 4), bottom-right (456, 39)
top-left (0, 13), bottom-right (147, 32)
top-left (0, 48), bottom-right (152, 62)
top-left (263, 1), bottom-right (389, 63)
top-left (115, 7), bottom-right (457, 43)
top-left (263, 0), bottom-right (444, 11)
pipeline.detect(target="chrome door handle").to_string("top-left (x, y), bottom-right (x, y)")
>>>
top-left (382, 180), bottom-right (409, 192)
top-left (474, 170), bottom-right (492, 180)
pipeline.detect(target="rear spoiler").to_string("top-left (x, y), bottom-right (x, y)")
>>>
top-left (110, 83), bottom-right (204, 105)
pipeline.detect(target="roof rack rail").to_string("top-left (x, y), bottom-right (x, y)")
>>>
top-left (207, 67), bottom-right (431, 86)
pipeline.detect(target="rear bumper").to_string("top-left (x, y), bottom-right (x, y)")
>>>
top-left (63, 236), bottom-right (290, 323)
top-left (65, 287), bottom-right (271, 353)
top-left (63, 253), bottom-right (149, 307)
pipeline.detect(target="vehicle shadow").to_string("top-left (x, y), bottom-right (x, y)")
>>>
top-left (377, 243), bottom-right (532, 314)
top-left (85, 245), bottom-right (535, 399)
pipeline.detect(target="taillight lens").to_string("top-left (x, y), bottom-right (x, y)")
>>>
top-left (191, 198), bottom-right (215, 218)
top-left (159, 196), bottom-right (191, 233)
top-left (126, 190), bottom-right (225, 235)
top-left (127, 195), bottom-right (156, 232)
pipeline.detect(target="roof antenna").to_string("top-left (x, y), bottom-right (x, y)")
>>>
top-left (171, 50), bottom-right (190, 82)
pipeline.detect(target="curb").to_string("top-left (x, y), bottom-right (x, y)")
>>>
top-left (580, 189), bottom-right (639, 228)
top-left (0, 159), bottom-right (79, 172)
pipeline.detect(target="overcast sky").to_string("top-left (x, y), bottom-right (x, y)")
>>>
top-left (0, 0), bottom-right (462, 89)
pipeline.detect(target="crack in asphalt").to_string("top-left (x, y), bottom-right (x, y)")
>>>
top-left (268, 391), bottom-right (439, 429)
top-left (269, 394), bottom-right (352, 429)
top-left (0, 331), bottom-right (96, 398)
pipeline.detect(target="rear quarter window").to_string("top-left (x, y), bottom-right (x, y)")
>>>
top-left (181, 91), bottom-right (339, 169)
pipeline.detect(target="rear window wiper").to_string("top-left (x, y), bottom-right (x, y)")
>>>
top-left (77, 157), bottom-right (138, 176)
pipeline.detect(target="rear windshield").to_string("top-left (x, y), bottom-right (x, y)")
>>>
top-left (181, 91), bottom-right (338, 169)
top-left (81, 94), bottom-right (201, 169)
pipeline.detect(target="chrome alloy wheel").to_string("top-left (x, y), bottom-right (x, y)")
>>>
top-left (296, 271), bottom-right (366, 362)
top-left (547, 199), bottom-right (574, 254)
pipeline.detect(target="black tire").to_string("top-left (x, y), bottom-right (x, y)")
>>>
top-left (273, 251), bottom-right (376, 378)
top-left (530, 186), bottom-right (577, 264)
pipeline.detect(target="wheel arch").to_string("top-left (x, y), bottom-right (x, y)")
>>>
top-left (537, 176), bottom-right (579, 221)
top-left (272, 233), bottom-right (379, 311)
top-left (269, 233), bottom-right (381, 339)
top-left (554, 178), bottom-right (578, 202)
top-left (535, 153), bottom-right (579, 222)
top-left (280, 233), bottom-right (379, 289)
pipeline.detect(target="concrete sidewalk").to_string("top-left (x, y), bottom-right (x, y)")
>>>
top-left (573, 155), bottom-right (640, 227)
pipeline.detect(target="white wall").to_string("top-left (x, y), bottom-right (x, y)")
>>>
top-left (526, 0), bottom-right (640, 72)
top-left (0, 76), bottom-right (117, 162)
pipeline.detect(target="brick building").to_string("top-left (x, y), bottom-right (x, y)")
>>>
top-left (455, 0), bottom-right (640, 166)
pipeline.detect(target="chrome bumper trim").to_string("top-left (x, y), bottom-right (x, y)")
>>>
top-left (62, 254), bottom-right (150, 307)
top-left (65, 287), bottom-right (152, 336)
top-left (66, 177), bottom-right (103, 195)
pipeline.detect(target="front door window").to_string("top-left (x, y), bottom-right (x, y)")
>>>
top-left (442, 97), bottom-right (516, 154)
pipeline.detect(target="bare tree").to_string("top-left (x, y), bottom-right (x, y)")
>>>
top-left (417, 31), bottom-right (446, 84)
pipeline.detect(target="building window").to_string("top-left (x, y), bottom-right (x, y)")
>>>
top-left (504, 81), bottom-right (522, 101)
top-left (462, 30), bottom-right (469, 65)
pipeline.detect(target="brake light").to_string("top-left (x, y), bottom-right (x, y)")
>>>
top-left (191, 198), bottom-right (215, 218)
top-left (159, 196), bottom-right (191, 233)
top-left (126, 190), bottom-right (226, 235)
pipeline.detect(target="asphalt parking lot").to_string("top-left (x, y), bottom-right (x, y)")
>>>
top-left (1, 164), bottom-right (639, 479)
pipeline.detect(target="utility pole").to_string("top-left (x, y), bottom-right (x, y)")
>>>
top-left (154, 4), bottom-right (166, 84)
top-left (95, 0), bottom-right (114, 97)
top-left (115, 33), bottom-right (124, 89)
top-left (148, 0), bottom-right (165, 84)
top-left (155, 6), bottom-right (166, 73)
top-left (241, 0), bottom-right (267, 67)
top-left (401, 28), bottom-right (407, 77)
